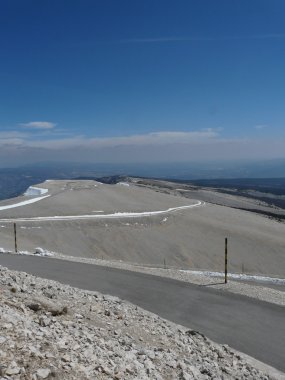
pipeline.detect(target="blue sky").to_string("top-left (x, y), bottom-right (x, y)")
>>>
top-left (0, 0), bottom-right (285, 165)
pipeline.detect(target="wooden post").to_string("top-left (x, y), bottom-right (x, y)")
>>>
top-left (14, 223), bottom-right (18, 253)
top-left (225, 237), bottom-right (228, 284)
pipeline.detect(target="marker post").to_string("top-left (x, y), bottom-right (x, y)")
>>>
top-left (225, 238), bottom-right (228, 284)
top-left (14, 223), bottom-right (18, 253)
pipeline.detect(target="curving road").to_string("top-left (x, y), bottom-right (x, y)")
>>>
top-left (0, 254), bottom-right (284, 373)
top-left (0, 201), bottom-right (204, 222)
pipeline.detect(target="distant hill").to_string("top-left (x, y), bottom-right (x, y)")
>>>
top-left (1, 160), bottom-right (285, 201)
top-left (169, 178), bottom-right (285, 196)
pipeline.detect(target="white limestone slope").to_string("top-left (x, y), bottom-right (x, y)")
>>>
top-left (0, 265), bottom-right (280, 380)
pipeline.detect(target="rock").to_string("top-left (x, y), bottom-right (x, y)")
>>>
top-left (3, 323), bottom-right (13, 329)
top-left (5, 366), bottom-right (21, 375)
top-left (51, 305), bottom-right (68, 316)
top-left (61, 354), bottom-right (71, 362)
top-left (39, 316), bottom-right (51, 327)
top-left (36, 368), bottom-right (51, 379)
top-left (181, 371), bottom-right (195, 380)
top-left (45, 352), bottom-right (54, 359)
top-left (27, 303), bottom-right (41, 312)
top-left (189, 365), bottom-right (203, 378)
top-left (0, 366), bottom-right (5, 376)
top-left (167, 359), bottom-right (177, 369)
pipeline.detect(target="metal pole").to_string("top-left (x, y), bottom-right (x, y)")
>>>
top-left (14, 223), bottom-right (18, 253)
top-left (225, 237), bottom-right (228, 284)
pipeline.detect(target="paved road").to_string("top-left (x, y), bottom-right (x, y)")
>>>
top-left (0, 201), bottom-right (203, 222)
top-left (1, 254), bottom-right (284, 372)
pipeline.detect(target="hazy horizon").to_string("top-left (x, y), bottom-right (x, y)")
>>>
top-left (1, 158), bottom-right (285, 180)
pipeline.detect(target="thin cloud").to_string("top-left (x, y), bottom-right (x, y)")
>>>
top-left (0, 131), bottom-right (27, 139)
top-left (22, 130), bottom-right (219, 150)
top-left (20, 121), bottom-right (57, 129)
top-left (0, 131), bottom-right (30, 146)
top-left (0, 129), bottom-right (284, 164)
top-left (255, 124), bottom-right (267, 130)
top-left (120, 34), bottom-right (285, 44)
top-left (0, 129), bottom-right (220, 152)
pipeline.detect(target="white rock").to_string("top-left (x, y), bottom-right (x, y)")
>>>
top-left (36, 368), bottom-right (51, 379)
top-left (5, 366), bottom-right (21, 375)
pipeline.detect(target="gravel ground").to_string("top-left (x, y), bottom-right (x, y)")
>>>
top-left (0, 264), bottom-right (284, 380)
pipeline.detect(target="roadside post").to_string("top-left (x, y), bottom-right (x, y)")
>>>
top-left (14, 223), bottom-right (18, 253)
top-left (225, 237), bottom-right (228, 284)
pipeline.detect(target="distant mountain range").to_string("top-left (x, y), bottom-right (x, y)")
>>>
top-left (0, 159), bottom-right (285, 201)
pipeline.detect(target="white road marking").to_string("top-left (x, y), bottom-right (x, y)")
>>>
top-left (0, 201), bottom-right (205, 223)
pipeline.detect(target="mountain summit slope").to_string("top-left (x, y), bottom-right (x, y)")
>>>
top-left (0, 179), bottom-right (284, 277)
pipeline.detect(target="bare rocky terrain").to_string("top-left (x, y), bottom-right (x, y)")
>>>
top-left (0, 264), bottom-right (281, 380)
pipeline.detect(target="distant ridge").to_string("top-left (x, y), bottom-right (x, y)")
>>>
top-left (1, 160), bottom-right (285, 201)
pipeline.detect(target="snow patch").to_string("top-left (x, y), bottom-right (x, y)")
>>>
top-left (0, 195), bottom-right (50, 211)
top-left (25, 186), bottom-right (48, 196)
top-left (19, 250), bottom-right (31, 255)
top-left (180, 270), bottom-right (285, 285)
top-left (34, 247), bottom-right (54, 256)
top-left (20, 226), bottom-right (42, 230)
top-left (18, 247), bottom-right (54, 257)
top-left (117, 182), bottom-right (130, 187)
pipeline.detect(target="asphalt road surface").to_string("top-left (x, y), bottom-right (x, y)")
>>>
top-left (1, 254), bottom-right (284, 373)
